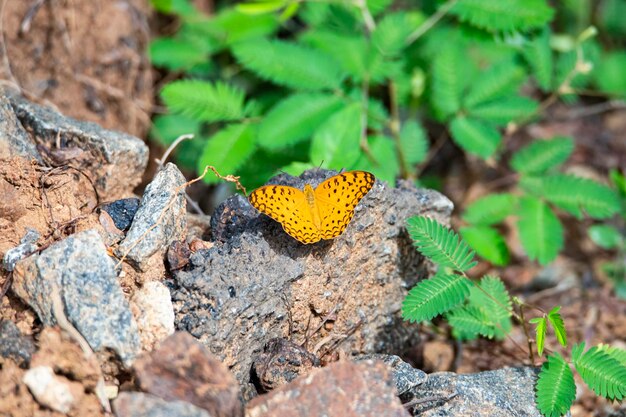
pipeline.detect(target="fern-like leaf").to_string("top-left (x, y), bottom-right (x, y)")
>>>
top-left (470, 275), bottom-right (512, 336)
top-left (258, 93), bottom-right (344, 150)
top-left (460, 226), bottom-right (510, 266)
top-left (400, 120), bottom-right (428, 165)
top-left (525, 174), bottom-right (622, 219)
top-left (450, 0), bottom-right (555, 33)
top-left (462, 193), bottom-right (517, 226)
top-left (447, 306), bottom-right (490, 340)
top-left (523, 28), bottom-right (553, 91)
top-left (301, 30), bottom-right (369, 82)
top-left (450, 116), bottom-right (502, 159)
top-left (197, 124), bottom-right (256, 184)
top-left (406, 216), bottom-right (477, 272)
top-left (431, 43), bottom-right (465, 119)
top-left (149, 37), bottom-right (211, 71)
top-left (597, 344), bottom-right (626, 368)
top-left (160, 80), bottom-right (247, 122)
top-left (510, 137), bottom-right (574, 175)
top-left (310, 103), bottom-right (361, 170)
top-left (574, 345), bottom-right (626, 400)
top-left (467, 96), bottom-right (539, 126)
top-left (232, 38), bottom-right (344, 90)
top-left (371, 11), bottom-right (420, 56)
top-left (517, 196), bottom-right (563, 265)
top-left (463, 59), bottom-right (527, 109)
top-left (547, 306), bottom-right (567, 347)
top-left (536, 352), bottom-right (576, 417)
top-left (530, 317), bottom-right (547, 357)
top-left (402, 271), bottom-right (471, 322)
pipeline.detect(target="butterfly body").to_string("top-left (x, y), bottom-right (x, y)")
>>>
top-left (249, 171), bottom-right (375, 244)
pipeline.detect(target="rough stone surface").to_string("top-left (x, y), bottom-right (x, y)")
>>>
top-left (406, 367), bottom-right (553, 417)
top-left (6, 90), bottom-right (148, 199)
top-left (100, 198), bottom-right (141, 231)
top-left (116, 163), bottom-right (187, 270)
top-left (0, 88), bottom-right (41, 162)
top-left (12, 229), bottom-right (140, 365)
top-left (355, 354), bottom-right (427, 397)
top-left (23, 366), bottom-right (76, 413)
top-left (113, 392), bottom-right (213, 417)
top-left (134, 332), bottom-right (243, 417)
top-left (0, 320), bottom-right (36, 368)
top-left (252, 338), bottom-right (321, 392)
top-left (171, 169), bottom-right (453, 399)
top-left (2, 228), bottom-right (39, 272)
top-left (130, 281), bottom-right (176, 352)
top-left (246, 360), bottom-right (409, 417)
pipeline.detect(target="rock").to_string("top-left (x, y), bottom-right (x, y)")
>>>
top-left (130, 281), bottom-right (175, 351)
top-left (6, 89), bottom-right (148, 199)
top-left (354, 354), bottom-right (427, 398)
top-left (23, 366), bottom-right (76, 413)
top-left (2, 228), bottom-right (39, 272)
top-left (100, 198), bottom-right (141, 231)
top-left (113, 392), bottom-right (213, 417)
top-left (0, 88), bottom-right (41, 162)
top-left (116, 163), bottom-right (186, 270)
top-left (166, 240), bottom-right (192, 271)
top-left (134, 332), bottom-right (243, 417)
top-left (246, 360), bottom-right (410, 417)
top-left (12, 229), bottom-right (140, 366)
top-left (0, 320), bottom-right (36, 367)
top-left (172, 169), bottom-right (453, 399)
top-left (405, 367), bottom-right (551, 416)
top-left (252, 338), bottom-right (321, 392)
top-left (422, 340), bottom-right (454, 372)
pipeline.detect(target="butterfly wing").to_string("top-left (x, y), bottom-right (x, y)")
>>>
top-left (249, 185), bottom-right (322, 244)
top-left (314, 171), bottom-right (375, 240)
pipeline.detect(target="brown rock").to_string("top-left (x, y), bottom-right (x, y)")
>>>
top-left (252, 338), bottom-right (320, 392)
top-left (134, 332), bottom-right (243, 417)
top-left (246, 360), bottom-right (409, 417)
top-left (422, 340), bottom-right (454, 372)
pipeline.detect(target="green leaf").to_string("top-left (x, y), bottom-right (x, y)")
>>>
top-left (466, 275), bottom-right (512, 338)
top-left (530, 317), bottom-right (547, 356)
top-left (510, 137), bottom-right (574, 175)
top-left (150, 114), bottom-right (201, 146)
top-left (371, 12), bottom-right (423, 56)
top-left (450, 116), bottom-right (502, 159)
top-left (588, 225), bottom-right (622, 249)
top-left (594, 51), bottom-right (626, 98)
top-left (197, 124), bottom-right (256, 184)
top-left (547, 306), bottom-right (567, 347)
top-left (448, 306), bottom-right (490, 340)
top-left (258, 93), bottom-right (344, 150)
top-left (149, 37), bottom-right (210, 70)
top-left (528, 174), bottom-right (622, 219)
top-left (310, 103), bottom-right (362, 170)
top-left (160, 80), bottom-right (246, 123)
top-left (431, 43), bottom-right (465, 119)
top-left (400, 121), bottom-right (428, 166)
top-left (351, 135), bottom-right (399, 183)
top-left (460, 226), bottom-right (510, 266)
top-left (406, 216), bottom-right (477, 272)
top-left (467, 96), bottom-right (539, 126)
top-left (462, 193), bottom-right (517, 226)
top-left (574, 345), bottom-right (626, 400)
top-left (232, 39), bottom-right (344, 90)
top-left (450, 0), bottom-right (554, 33)
top-left (597, 344), bottom-right (626, 368)
top-left (463, 60), bottom-right (527, 109)
top-left (236, 0), bottom-right (287, 14)
top-left (517, 196), bottom-right (563, 265)
top-left (301, 30), bottom-right (369, 82)
top-left (610, 169), bottom-right (626, 197)
top-left (536, 352), bottom-right (576, 417)
top-left (402, 271), bottom-right (471, 322)
top-left (206, 9), bottom-right (279, 45)
top-left (523, 28), bottom-right (553, 91)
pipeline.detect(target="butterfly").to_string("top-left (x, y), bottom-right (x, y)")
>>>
top-left (249, 171), bottom-right (375, 244)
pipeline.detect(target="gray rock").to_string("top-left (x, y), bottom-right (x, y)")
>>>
top-left (113, 392), bottom-right (213, 417)
top-left (116, 163), bottom-right (187, 270)
top-left (406, 367), bottom-right (560, 417)
top-left (171, 168), bottom-right (453, 400)
top-left (0, 320), bottom-right (36, 367)
top-left (2, 228), bottom-right (39, 272)
top-left (23, 366), bottom-right (76, 414)
top-left (6, 90), bottom-right (148, 199)
top-left (0, 88), bottom-right (41, 161)
top-left (100, 198), bottom-right (141, 231)
top-left (354, 354), bottom-right (427, 397)
top-left (12, 229), bottom-right (140, 366)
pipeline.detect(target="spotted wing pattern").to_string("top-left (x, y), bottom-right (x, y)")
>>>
top-left (314, 171), bottom-right (375, 240)
top-left (249, 185), bottom-right (322, 244)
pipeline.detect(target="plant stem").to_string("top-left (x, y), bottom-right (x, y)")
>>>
top-left (406, 0), bottom-right (458, 45)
